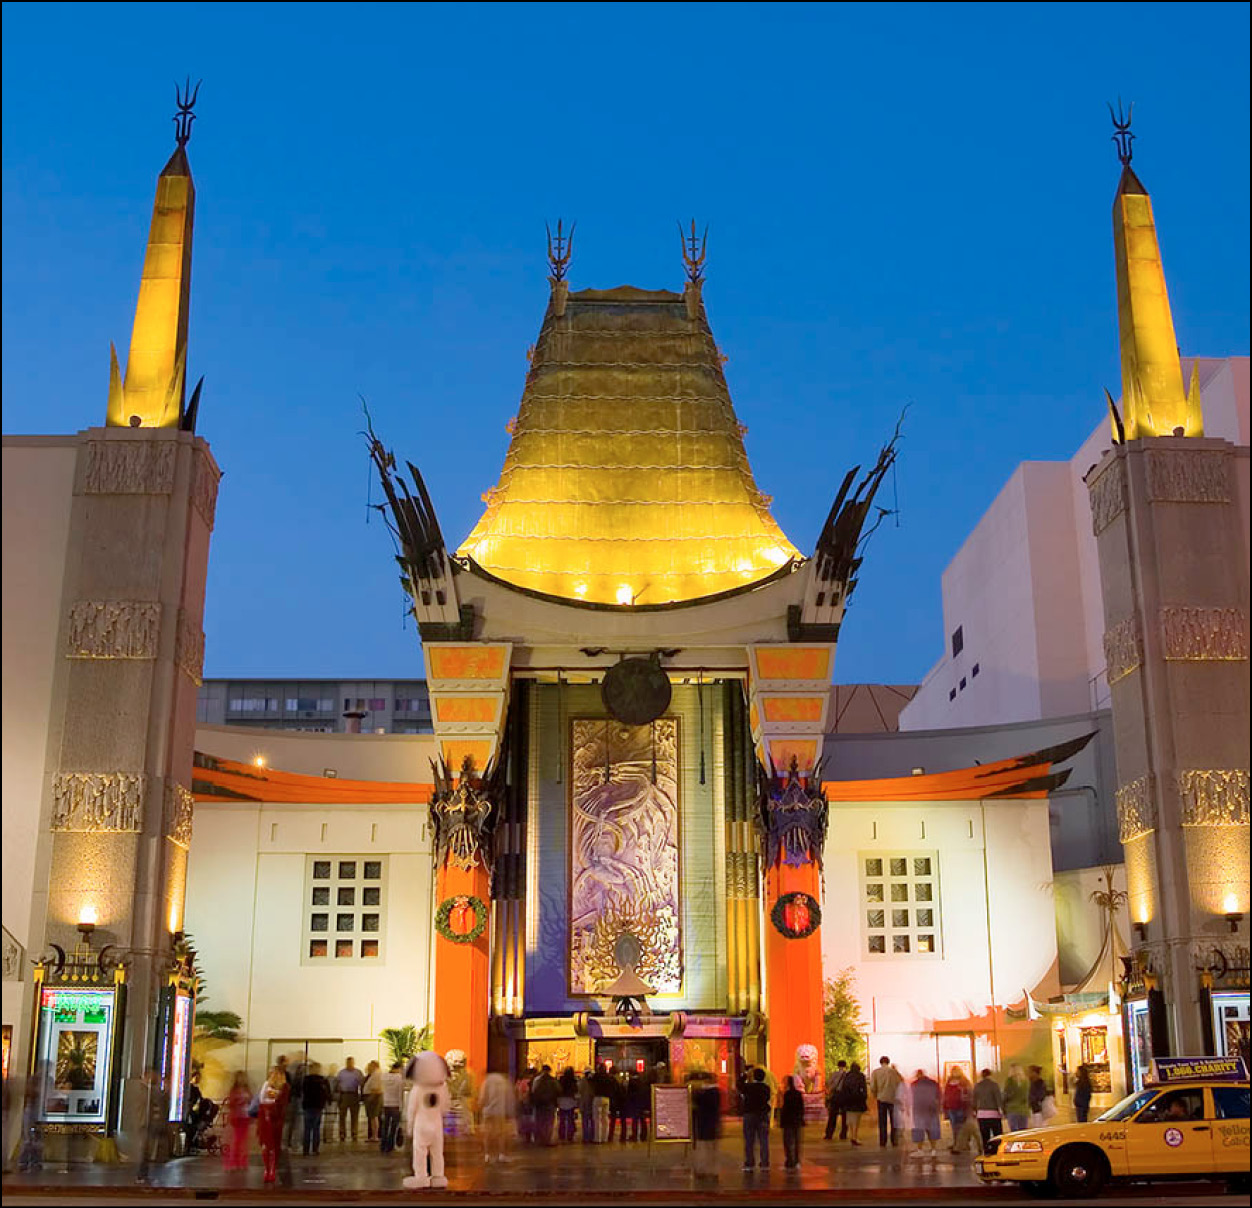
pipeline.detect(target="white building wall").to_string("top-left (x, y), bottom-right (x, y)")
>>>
top-left (822, 797), bottom-right (1059, 1079)
top-left (901, 356), bottom-right (1250, 731)
top-left (185, 800), bottom-right (435, 1098)
top-left (2, 438), bottom-right (78, 1038)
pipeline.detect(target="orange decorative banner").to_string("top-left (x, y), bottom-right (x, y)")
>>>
top-left (754, 647), bottom-right (831, 681)
top-left (427, 645), bottom-right (507, 681)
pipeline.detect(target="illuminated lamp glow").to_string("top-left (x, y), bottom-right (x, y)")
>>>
top-left (1224, 892), bottom-right (1241, 914)
top-left (253, 754), bottom-right (267, 768)
top-left (615, 585), bottom-right (633, 606)
top-left (78, 904), bottom-right (99, 926)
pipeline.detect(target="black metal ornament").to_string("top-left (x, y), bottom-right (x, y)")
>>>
top-left (601, 656), bottom-right (672, 726)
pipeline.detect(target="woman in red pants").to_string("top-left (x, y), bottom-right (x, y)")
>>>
top-left (257, 1066), bottom-right (290, 1183)
top-left (223, 1071), bottom-right (253, 1170)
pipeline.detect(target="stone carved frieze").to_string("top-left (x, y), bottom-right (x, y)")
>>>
top-left (66, 600), bottom-right (161, 660)
top-left (1177, 769), bottom-right (1250, 827)
top-left (83, 440), bottom-right (176, 495)
top-left (2, 926), bottom-right (23, 981)
top-left (1116, 775), bottom-right (1156, 843)
top-left (175, 609), bottom-right (205, 685)
top-left (191, 451), bottom-right (221, 529)
top-left (165, 781), bottom-right (195, 849)
top-left (1088, 461), bottom-right (1127, 536)
top-left (51, 772), bottom-right (146, 832)
top-left (1160, 607), bottom-right (1249, 662)
top-left (1103, 614), bottom-right (1143, 684)
top-left (1145, 450), bottom-right (1230, 503)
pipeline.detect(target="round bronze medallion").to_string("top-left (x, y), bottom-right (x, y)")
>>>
top-left (601, 657), bottom-right (672, 725)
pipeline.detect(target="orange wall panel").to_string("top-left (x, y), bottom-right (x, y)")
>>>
top-left (427, 645), bottom-right (507, 680)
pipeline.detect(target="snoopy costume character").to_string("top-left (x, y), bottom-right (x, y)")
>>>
top-left (402, 1052), bottom-right (451, 1190)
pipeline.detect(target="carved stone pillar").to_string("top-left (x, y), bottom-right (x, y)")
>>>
top-left (1087, 438), bottom-right (1250, 1053)
top-left (756, 757), bottom-right (827, 1090)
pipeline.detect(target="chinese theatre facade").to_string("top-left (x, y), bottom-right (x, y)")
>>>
top-left (356, 228), bottom-right (1084, 1094)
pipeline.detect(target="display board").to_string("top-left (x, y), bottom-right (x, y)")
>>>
top-left (34, 986), bottom-right (118, 1125)
top-left (168, 992), bottom-right (193, 1122)
top-left (651, 1084), bottom-right (691, 1142)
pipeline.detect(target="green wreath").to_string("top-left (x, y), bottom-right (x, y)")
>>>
top-left (770, 892), bottom-right (821, 940)
top-left (435, 895), bottom-right (488, 944)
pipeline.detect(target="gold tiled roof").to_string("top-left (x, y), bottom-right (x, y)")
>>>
top-left (457, 284), bottom-right (800, 605)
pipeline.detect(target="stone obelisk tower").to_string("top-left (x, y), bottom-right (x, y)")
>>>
top-left (1086, 111), bottom-right (1250, 1056)
top-left (22, 89), bottom-right (220, 1151)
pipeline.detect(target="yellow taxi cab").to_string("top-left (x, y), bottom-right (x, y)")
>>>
top-left (975, 1056), bottom-right (1249, 1197)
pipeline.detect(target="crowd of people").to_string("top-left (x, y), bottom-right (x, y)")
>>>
top-left (821, 1057), bottom-right (1066, 1159)
top-left (190, 1052), bottom-right (1080, 1181)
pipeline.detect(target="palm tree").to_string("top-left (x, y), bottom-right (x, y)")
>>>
top-left (379, 1024), bottom-right (432, 1068)
top-left (194, 1009), bottom-right (243, 1044)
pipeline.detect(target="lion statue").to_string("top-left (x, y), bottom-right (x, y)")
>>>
top-left (793, 1043), bottom-right (822, 1093)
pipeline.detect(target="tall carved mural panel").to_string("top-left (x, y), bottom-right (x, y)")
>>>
top-left (569, 718), bottom-right (681, 996)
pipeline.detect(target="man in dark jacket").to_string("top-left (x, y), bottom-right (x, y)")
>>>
top-left (824, 1060), bottom-right (848, 1140)
top-left (530, 1065), bottom-right (559, 1146)
top-left (740, 1067), bottom-right (772, 1171)
top-left (300, 1063), bottom-right (331, 1156)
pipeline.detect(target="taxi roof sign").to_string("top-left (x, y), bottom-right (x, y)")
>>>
top-left (1148, 1055), bottom-right (1248, 1085)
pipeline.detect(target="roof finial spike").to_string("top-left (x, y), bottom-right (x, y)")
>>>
top-left (679, 218), bottom-right (708, 282)
top-left (545, 218), bottom-right (574, 281)
top-left (1108, 97), bottom-right (1134, 167)
top-left (174, 76), bottom-right (202, 149)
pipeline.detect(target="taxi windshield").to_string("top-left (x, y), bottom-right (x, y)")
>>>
top-left (1096, 1088), bottom-right (1158, 1122)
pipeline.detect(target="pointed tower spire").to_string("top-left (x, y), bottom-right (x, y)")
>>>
top-left (1108, 101), bottom-right (1201, 438)
top-left (106, 81), bottom-right (199, 428)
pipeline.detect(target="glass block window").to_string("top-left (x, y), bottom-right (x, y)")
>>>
top-left (860, 851), bottom-right (940, 957)
top-left (303, 855), bottom-right (387, 964)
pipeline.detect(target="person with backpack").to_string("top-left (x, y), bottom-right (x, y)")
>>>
top-left (824, 1060), bottom-right (848, 1141)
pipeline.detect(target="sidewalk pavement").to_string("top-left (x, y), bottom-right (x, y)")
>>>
top-left (4, 1131), bottom-right (999, 1203)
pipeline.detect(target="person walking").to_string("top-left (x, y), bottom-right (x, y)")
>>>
top-left (257, 1066), bottom-right (289, 1184)
top-left (557, 1068), bottom-right (578, 1142)
top-left (609, 1071), bottom-right (628, 1142)
top-left (942, 1068), bottom-right (971, 1153)
top-left (740, 1067), bottom-right (772, 1171)
top-left (530, 1064), bottom-right (558, 1146)
top-left (1002, 1064), bottom-right (1029, 1133)
top-left (780, 1075), bottom-right (806, 1170)
top-left (362, 1060), bottom-right (383, 1142)
top-left (869, 1056), bottom-right (903, 1147)
top-left (909, 1070), bottom-right (941, 1158)
top-left (691, 1071), bottom-right (721, 1181)
top-left (223, 1071), bottom-right (252, 1172)
top-left (282, 1061), bottom-right (305, 1152)
top-left (515, 1068), bottom-right (535, 1145)
top-left (334, 1057), bottom-right (365, 1142)
top-left (972, 1069), bottom-right (1004, 1152)
top-left (478, 1069), bottom-right (516, 1162)
top-left (842, 1061), bottom-right (868, 1146)
top-left (577, 1069), bottom-right (595, 1143)
top-left (626, 1070), bottom-right (649, 1141)
top-left (379, 1061), bottom-right (405, 1154)
top-left (300, 1062), bottom-right (331, 1156)
top-left (824, 1060), bottom-right (848, 1141)
top-left (1073, 1064), bottom-right (1093, 1123)
top-left (591, 1065), bottom-right (614, 1143)
top-left (1027, 1065), bottom-right (1053, 1127)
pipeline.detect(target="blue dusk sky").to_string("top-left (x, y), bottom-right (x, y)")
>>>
top-left (3, 2), bottom-right (1248, 686)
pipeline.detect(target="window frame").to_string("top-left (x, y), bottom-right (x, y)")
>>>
top-left (301, 854), bottom-right (387, 965)
top-left (859, 849), bottom-right (942, 959)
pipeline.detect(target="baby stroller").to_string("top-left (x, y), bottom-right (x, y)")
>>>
top-left (187, 1095), bottom-right (221, 1156)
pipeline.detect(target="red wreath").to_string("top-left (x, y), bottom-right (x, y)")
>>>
top-left (770, 891), bottom-right (822, 939)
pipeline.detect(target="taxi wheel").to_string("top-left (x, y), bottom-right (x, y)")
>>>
top-left (1049, 1145), bottom-right (1108, 1198)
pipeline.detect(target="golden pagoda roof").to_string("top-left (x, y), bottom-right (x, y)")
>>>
top-left (457, 282), bottom-right (801, 606)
